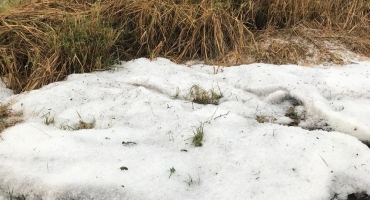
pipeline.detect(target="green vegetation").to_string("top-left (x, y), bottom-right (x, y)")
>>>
top-left (191, 122), bottom-right (205, 147)
top-left (169, 167), bottom-right (176, 179)
top-left (1, 0), bottom-right (370, 93)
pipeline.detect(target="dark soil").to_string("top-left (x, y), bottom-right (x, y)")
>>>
top-left (347, 193), bottom-right (370, 200)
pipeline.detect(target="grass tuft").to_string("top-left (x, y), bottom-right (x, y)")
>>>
top-left (41, 111), bottom-right (54, 125)
top-left (184, 173), bottom-right (200, 186)
top-left (191, 122), bottom-right (204, 147)
top-left (256, 116), bottom-right (276, 124)
top-left (190, 85), bottom-right (223, 105)
top-left (59, 112), bottom-right (95, 131)
top-left (168, 167), bottom-right (176, 179)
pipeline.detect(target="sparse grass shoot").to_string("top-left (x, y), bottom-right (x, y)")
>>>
top-left (41, 111), bottom-right (55, 125)
top-left (191, 122), bottom-right (205, 147)
top-left (184, 173), bottom-right (200, 186)
top-left (169, 167), bottom-right (176, 179)
top-left (184, 174), bottom-right (194, 186)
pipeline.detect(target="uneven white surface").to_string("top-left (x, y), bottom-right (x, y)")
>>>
top-left (0, 58), bottom-right (370, 200)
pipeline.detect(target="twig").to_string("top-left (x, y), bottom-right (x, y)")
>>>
top-left (319, 154), bottom-right (329, 167)
top-left (205, 107), bottom-right (218, 124)
top-left (214, 111), bottom-right (230, 120)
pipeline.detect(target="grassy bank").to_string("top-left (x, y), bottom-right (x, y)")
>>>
top-left (0, 0), bottom-right (369, 93)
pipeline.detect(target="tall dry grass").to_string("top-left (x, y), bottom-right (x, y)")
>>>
top-left (0, 0), bottom-right (370, 92)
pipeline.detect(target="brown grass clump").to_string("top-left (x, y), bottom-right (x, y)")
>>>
top-left (189, 85), bottom-right (223, 105)
top-left (0, 0), bottom-right (370, 93)
top-left (0, 0), bottom-right (121, 93)
top-left (0, 103), bottom-right (23, 138)
top-left (103, 0), bottom-right (254, 62)
top-left (254, 40), bottom-right (308, 65)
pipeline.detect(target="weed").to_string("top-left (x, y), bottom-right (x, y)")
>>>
top-left (41, 111), bottom-right (54, 125)
top-left (191, 122), bottom-right (204, 147)
top-left (169, 167), bottom-right (176, 179)
top-left (189, 85), bottom-right (223, 105)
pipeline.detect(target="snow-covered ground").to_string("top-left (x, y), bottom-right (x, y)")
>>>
top-left (0, 58), bottom-right (370, 200)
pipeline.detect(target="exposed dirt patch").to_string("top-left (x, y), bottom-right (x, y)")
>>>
top-left (256, 96), bottom-right (335, 132)
top-left (347, 192), bottom-right (370, 200)
top-left (285, 106), bottom-right (301, 126)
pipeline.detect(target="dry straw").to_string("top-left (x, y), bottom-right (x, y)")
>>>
top-left (0, 103), bottom-right (22, 137)
top-left (1, 0), bottom-right (369, 92)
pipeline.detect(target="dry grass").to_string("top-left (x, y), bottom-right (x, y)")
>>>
top-left (1, 0), bottom-right (370, 93)
top-left (256, 115), bottom-right (276, 124)
top-left (59, 112), bottom-right (95, 130)
top-left (0, 103), bottom-right (23, 138)
top-left (0, 0), bottom-right (121, 93)
top-left (189, 85), bottom-right (223, 105)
